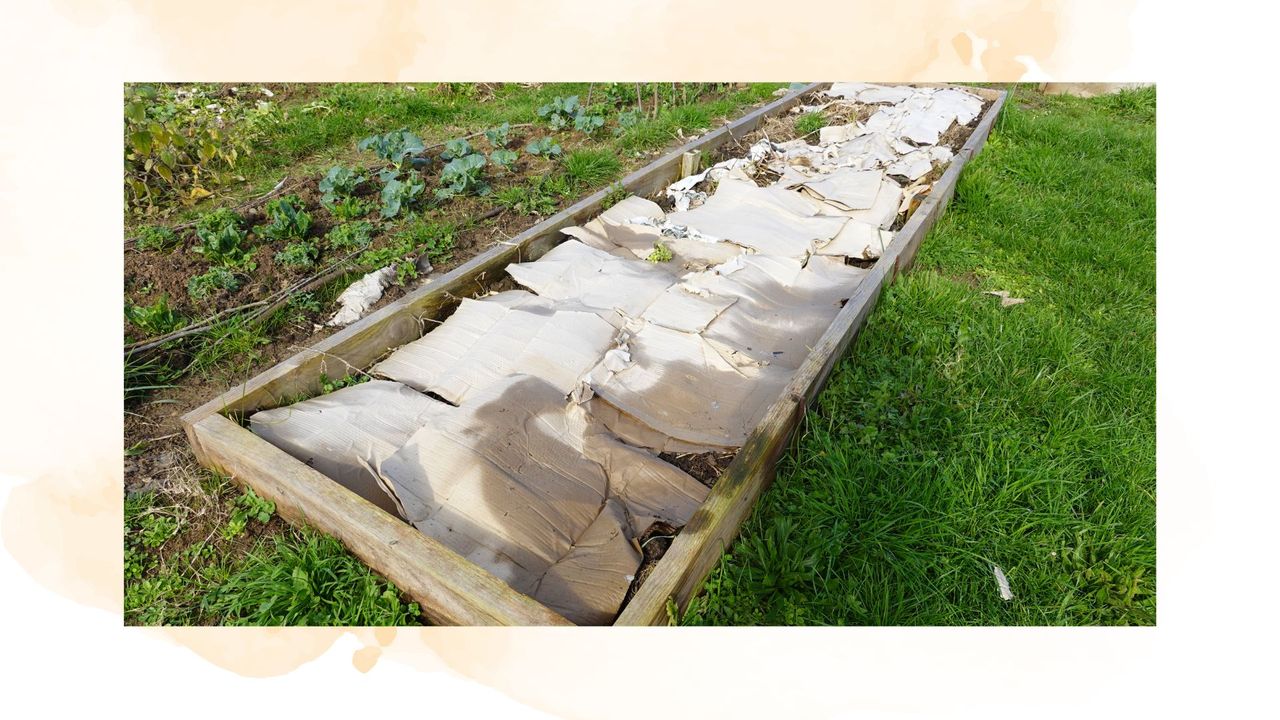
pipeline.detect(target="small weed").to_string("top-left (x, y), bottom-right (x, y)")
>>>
top-left (325, 221), bottom-right (375, 252)
top-left (273, 240), bottom-right (319, 269)
top-left (135, 225), bottom-right (180, 251)
top-left (139, 513), bottom-right (180, 549)
top-left (221, 487), bottom-right (275, 540)
top-left (794, 111), bottom-right (826, 137)
top-left (328, 196), bottom-right (374, 221)
top-left (646, 241), bottom-right (673, 263)
top-left (318, 372), bottom-right (368, 394)
top-left (602, 181), bottom-right (627, 209)
top-left (187, 266), bottom-right (241, 300)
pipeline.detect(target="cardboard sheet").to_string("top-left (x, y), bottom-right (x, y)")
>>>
top-left (373, 291), bottom-right (617, 404)
top-left (507, 239), bottom-right (676, 318)
top-left (665, 177), bottom-right (847, 259)
top-left (249, 380), bottom-right (449, 517)
top-left (584, 322), bottom-right (793, 449)
top-left (376, 374), bottom-right (706, 624)
top-left (815, 219), bottom-right (895, 260)
top-left (793, 168), bottom-right (885, 211)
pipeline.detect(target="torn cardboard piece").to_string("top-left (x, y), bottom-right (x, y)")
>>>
top-left (666, 176), bottom-right (847, 259)
top-left (507, 239), bottom-right (676, 318)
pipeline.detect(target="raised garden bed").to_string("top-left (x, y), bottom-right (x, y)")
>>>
top-left (182, 83), bottom-right (1007, 625)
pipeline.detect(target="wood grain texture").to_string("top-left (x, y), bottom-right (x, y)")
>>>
top-left (186, 413), bottom-right (574, 626)
top-left (615, 88), bottom-right (1008, 625)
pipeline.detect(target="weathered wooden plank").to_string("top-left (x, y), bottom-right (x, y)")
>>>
top-left (615, 88), bottom-right (1008, 625)
top-left (186, 413), bottom-right (574, 626)
top-left (181, 83), bottom-right (826, 426)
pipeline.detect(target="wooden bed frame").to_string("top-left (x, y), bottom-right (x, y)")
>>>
top-left (181, 82), bottom-right (1008, 626)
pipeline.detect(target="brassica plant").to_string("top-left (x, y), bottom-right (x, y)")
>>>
top-left (524, 136), bottom-right (563, 158)
top-left (318, 165), bottom-right (365, 207)
top-left (484, 122), bottom-right (511, 147)
top-left (380, 175), bottom-right (425, 218)
top-left (435, 154), bottom-right (489, 200)
top-left (537, 95), bottom-right (580, 130)
top-left (358, 129), bottom-right (425, 170)
top-left (489, 148), bottom-right (519, 169)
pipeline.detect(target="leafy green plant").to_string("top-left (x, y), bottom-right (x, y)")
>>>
top-left (537, 95), bottom-right (580, 129)
top-left (318, 372), bottom-right (368, 394)
top-left (794, 111), bottom-right (826, 137)
top-left (394, 220), bottom-right (456, 265)
top-left (489, 148), bottom-right (519, 169)
top-left (257, 194), bottom-right (312, 241)
top-left (325, 221), bottom-right (375, 251)
top-left (525, 136), bottom-right (562, 158)
top-left (379, 175), bottom-right (425, 218)
top-left (357, 128), bottom-right (425, 171)
top-left (135, 225), bottom-right (180, 251)
top-left (647, 241), bottom-right (673, 263)
top-left (287, 291), bottom-right (322, 319)
top-left (435, 153), bottom-right (489, 200)
top-left (484, 122), bottom-right (511, 147)
top-left (328, 196), bottom-right (374, 221)
top-left (318, 165), bottom-right (365, 207)
top-left (193, 208), bottom-right (253, 267)
top-left (574, 111), bottom-right (605, 134)
top-left (440, 138), bottom-right (474, 161)
top-left (614, 109), bottom-right (643, 134)
top-left (125, 295), bottom-right (184, 335)
top-left (187, 266), bottom-right (241, 300)
top-left (222, 487), bottom-right (275, 540)
top-left (274, 240), bottom-right (319, 269)
top-left (139, 513), bottom-right (180, 549)
top-left (602, 181), bottom-right (627, 209)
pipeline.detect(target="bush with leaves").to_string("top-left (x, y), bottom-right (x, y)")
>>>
top-left (257, 195), bottom-right (312, 241)
top-left (379, 175), bottom-right (425, 219)
top-left (358, 129), bottom-right (425, 171)
top-left (318, 165), bottom-right (365, 207)
top-left (123, 84), bottom-right (260, 212)
top-left (187, 266), bottom-right (241, 300)
top-left (325, 221), bottom-right (375, 252)
top-left (274, 241), bottom-right (319, 269)
top-left (193, 208), bottom-right (253, 267)
top-left (435, 154), bottom-right (489, 201)
top-left (125, 295), bottom-right (184, 335)
top-left (525, 136), bottom-right (563, 158)
top-left (135, 225), bottom-right (180, 251)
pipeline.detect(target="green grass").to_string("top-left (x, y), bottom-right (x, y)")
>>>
top-left (125, 469), bottom-right (419, 626)
top-left (682, 86), bottom-right (1156, 626)
top-left (794, 111), bottom-right (826, 137)
top-left (563, 149), bottom-right (622, 187)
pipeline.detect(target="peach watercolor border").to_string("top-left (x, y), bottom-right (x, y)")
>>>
top-left (0, 1), bottom-right (1183, 719)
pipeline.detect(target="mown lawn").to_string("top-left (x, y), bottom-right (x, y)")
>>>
top-left (682, 87), bottom-right (1156, 625)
